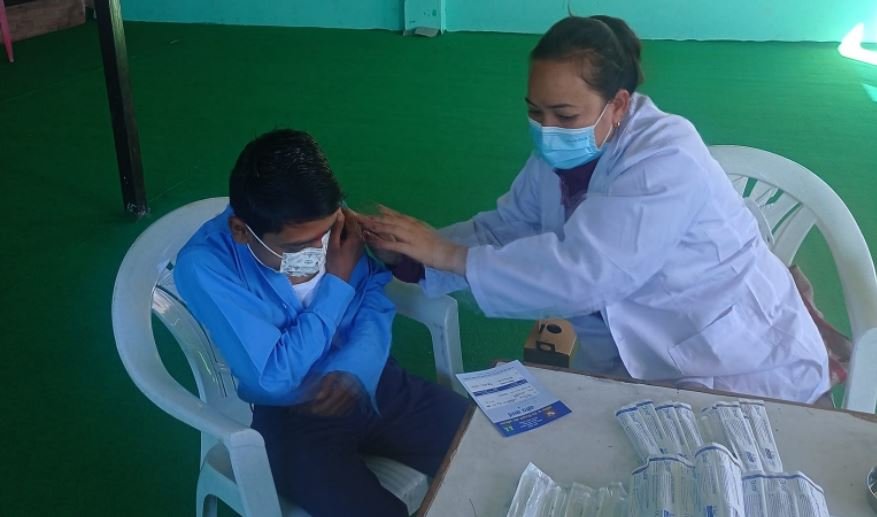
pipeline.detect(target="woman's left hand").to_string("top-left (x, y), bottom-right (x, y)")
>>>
top-left (361, 206), bottom-right (468, 275)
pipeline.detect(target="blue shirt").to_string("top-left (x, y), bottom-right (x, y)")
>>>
top-left (173, 206), bottom-right (394, 407)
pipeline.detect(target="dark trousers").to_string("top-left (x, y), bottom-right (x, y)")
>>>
top-left (251, 360), bottom-right (469, 517)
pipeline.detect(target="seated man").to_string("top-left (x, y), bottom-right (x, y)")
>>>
top-left (174, 129), bottom-right (469, 517)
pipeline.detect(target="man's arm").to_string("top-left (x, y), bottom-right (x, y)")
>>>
top-left (320, 260), bottom-right (395, 401)
top-left (174, 248), bottom-right (355, 401)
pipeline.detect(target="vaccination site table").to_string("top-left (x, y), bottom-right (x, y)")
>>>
top-left (419, 364), bottom-right (877, 516)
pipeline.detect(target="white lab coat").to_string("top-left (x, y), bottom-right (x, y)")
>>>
top-left (423, 94), bottom-right (829, 403)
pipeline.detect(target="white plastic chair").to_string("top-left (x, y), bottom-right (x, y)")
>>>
top-left (709, 145), bottom-right (877, 413)
top-left (111, 197), bottom-right (465, 517)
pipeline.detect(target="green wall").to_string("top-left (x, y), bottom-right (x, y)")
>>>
top-left (121, 0), bottom-right (403, 30)
top-left (120, 0), bottom-right (877, 42)
top-left (446, 0), bottom-right (877, 42)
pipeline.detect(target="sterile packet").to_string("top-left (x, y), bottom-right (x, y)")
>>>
top-left (507, 463), bottom-right (557, 517)
top-left (741, 471), bottom-right (830, 517)
top-left (675, 402), bottom-right (705, 452)
top-left (563, 483), bottom-right (595, 517)
top-left (656, 401), bottom-right (690, 456)
top-left (616, 403), bottom-right (662, 462)
top-left (634, 400), bottom-right (673, 454)
top-left (702, 403), bottom-right (764, 472)
top-left (739, 400), bottom-right (784, 473)
top-left (693, 444), bottom-right (745, 517)
top-left (628, 454), bottom-right (697, 517)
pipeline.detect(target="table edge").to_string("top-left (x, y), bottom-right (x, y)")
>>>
top-left (519, 360), bottom-right (877, 422)
top-left (418, 402), bottom-right (477, 516)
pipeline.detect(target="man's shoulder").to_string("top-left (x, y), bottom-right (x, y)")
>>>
top-left (175, 209), bottom-right (239, 281)
top-left (351, 255), bottom-right (392, 286)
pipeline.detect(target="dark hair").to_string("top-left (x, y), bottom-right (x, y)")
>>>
top-left (229, 129), bottom-right (343, 237)
top-left (531, 16), bottom-right (644, 100)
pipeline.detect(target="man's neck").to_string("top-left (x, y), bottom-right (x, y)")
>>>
top-left (289, 272), bottom-right (317, 285)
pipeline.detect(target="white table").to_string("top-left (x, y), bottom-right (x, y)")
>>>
top-left (420, 365), bottom-right (877, 516)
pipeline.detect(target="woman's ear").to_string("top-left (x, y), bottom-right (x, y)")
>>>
top-left (610, 90), bottom-right (631, 128)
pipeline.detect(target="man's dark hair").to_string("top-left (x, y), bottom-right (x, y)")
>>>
top-left (229, 129), bottom-right (343, 237)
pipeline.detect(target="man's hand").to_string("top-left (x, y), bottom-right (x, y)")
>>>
top-left (326, 209), bottom-right (365, 282)
top-left (304, 371), bottom-right (365, 417)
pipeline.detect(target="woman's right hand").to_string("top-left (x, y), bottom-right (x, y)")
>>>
top-left (342, 208), bottom-right (402, 266)
top-left (361, 206), bottom-right (469, 275)
top-left (363, 230), bottom-right (403, 266)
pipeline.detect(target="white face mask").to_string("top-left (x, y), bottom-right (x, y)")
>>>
top-left (247, 226), bottom-right (330, 278)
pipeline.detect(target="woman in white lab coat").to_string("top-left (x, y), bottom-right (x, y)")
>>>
top-left (363, 16), bottom-right (829, 404)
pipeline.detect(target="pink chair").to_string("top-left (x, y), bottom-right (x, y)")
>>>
top-left (0, 0), bottom-right (13, 63)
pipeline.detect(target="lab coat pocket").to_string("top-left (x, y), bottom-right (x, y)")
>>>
top-left (668, 305), bottom-right (769, 378)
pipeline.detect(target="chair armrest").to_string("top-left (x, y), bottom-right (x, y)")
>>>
top-left (837, 251), bottom-right (877, 414)
top-left (843, 328), bottom-right (877, 413)
top-left (227, 430), bottom-right (283, 517)
top-left (386, 279), bottom-right (465, 394)
top-left (127, 364), bottom-right (283, 515)
top-left (833, 234), bottom-right (877, 341)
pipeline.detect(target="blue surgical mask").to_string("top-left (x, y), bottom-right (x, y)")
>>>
top-left (529, 103), bottom-right (611, 170)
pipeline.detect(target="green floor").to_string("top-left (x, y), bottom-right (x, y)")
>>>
top-left (1, 20), bottom-right (875, 515)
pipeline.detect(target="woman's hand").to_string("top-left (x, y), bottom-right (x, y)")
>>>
top-left (362, 206), bottom-right (468, 275)
top-left (344, 208), bottom-right (402, 266)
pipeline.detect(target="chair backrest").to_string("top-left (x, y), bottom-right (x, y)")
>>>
top-left (708, 145), bottom-right (877, 342)
top-left (710, 146), bottom-right (818, 264)
top-left (0, 0), bottom-right (14, 64)
top-left (112, 197), bottom-right (251, 462)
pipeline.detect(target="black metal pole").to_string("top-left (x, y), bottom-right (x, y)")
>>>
top-left (95, 0), bottom-right (148, 216)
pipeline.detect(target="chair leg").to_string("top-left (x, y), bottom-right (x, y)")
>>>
top-left (196, 489), bottom-right (219, 517)
top-left (0, 0), bottom-right (13, 63)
